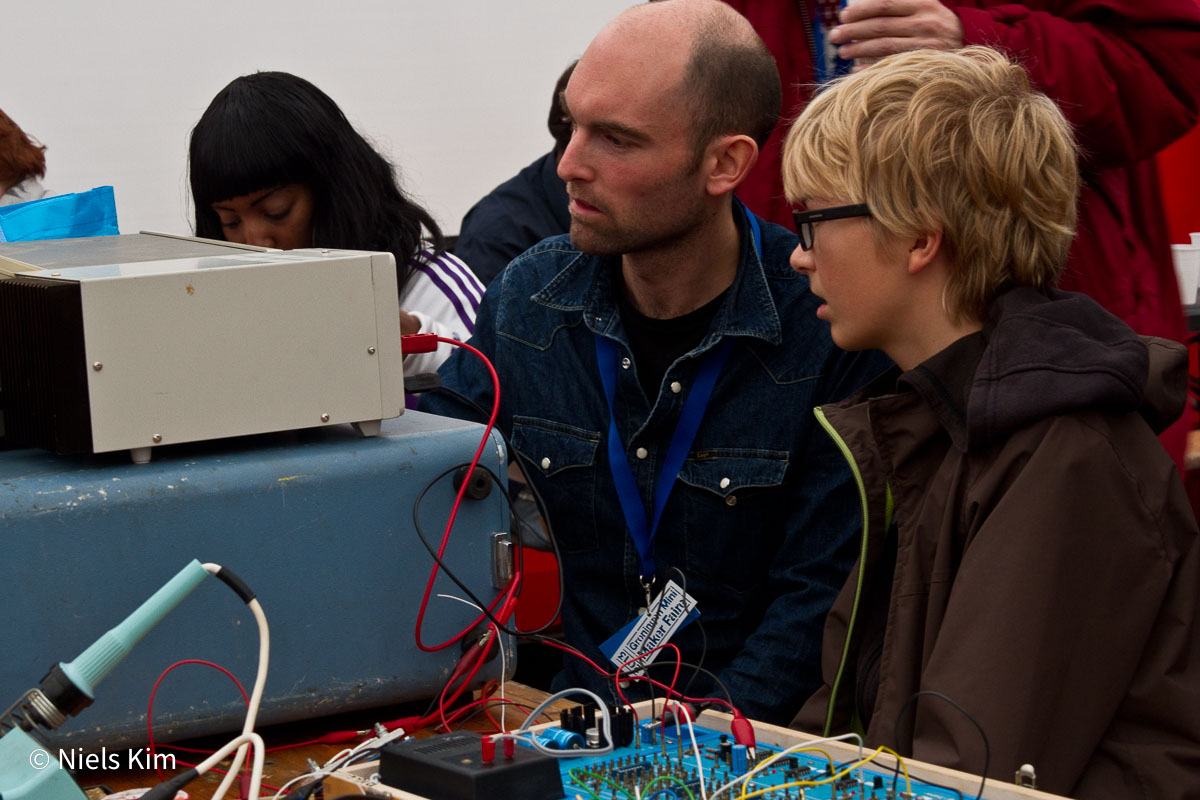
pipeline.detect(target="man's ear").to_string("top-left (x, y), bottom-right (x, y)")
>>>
top-left (705, 134), bottom-right (758, 197)
top-left (907, 229), bottom-right (944, 275)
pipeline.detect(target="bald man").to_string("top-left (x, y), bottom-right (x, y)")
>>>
top-left (425, 0), bottom-right (888, 723)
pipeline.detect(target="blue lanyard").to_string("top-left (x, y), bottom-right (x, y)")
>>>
top-left (595, 335), bottom-right (733, 579)
top-left (593, 201), bottom-right (760, 579)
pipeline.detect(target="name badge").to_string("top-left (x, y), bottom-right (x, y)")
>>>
top-left (599, 579), bottom-right (700, 675)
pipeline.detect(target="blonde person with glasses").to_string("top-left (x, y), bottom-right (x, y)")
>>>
top-left (783, 46), bottom-right (1200, 799)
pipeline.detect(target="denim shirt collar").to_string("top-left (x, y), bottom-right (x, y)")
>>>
top-left (529, 201), bottom-right (783, 351)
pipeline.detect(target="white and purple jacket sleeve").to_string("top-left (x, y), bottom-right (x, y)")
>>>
top-left (401, 248), bottom-right (485, 376)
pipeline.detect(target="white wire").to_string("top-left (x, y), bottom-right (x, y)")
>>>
top-left (185, 731), bottom-right (266, 800)
top-left (498, 634), bottom-right (508, 731)
top-left (202, 564), bottom-right (269, 800)
top-left (435, 592), bottom-right (510, 731)
top-left (272, 771), bottom-right (317, 799)
top-left (706, 732), bottom-right (865, 800)
top-left (269, 725), bottom-right (409, 800)
top-left (492, 687), bottom-right (615, 758)
top-left (671, 702), bottom-right (708, 800)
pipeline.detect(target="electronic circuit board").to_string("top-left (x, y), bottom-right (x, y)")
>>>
top-left (559, 717), bottom-right (963, 799)
top-left (325, 703), bottom-right (1068, 800)
top-left (540, 719), bottom-right (988, 800)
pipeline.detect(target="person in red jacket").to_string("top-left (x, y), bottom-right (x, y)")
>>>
top-left (723, 0), bottom-right (1200, 469)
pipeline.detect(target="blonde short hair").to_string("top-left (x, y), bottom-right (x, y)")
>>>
top-left (782, 46), bottom-right (1079, 322)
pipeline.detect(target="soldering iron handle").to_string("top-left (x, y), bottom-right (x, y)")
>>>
top-left (57, 560), bottom-right (210, 700)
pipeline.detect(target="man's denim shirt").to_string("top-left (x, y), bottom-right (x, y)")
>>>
top-left (425, 208), bottom-right (889, 724)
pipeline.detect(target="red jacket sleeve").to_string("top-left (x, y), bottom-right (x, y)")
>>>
top-left (954, 0), bottom-right (1200, 169)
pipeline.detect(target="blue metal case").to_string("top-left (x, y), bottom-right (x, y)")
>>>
top-left (0, 410), bottom-right (513, 748)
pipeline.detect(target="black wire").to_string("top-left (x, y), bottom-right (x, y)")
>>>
top-left (892, 689), bottom-right (990, 800)
top-left (422, 384), bottom-right (561, 558)
top-left (861, 751), bottom-right (966, 800)
top-left (641, 567), bottom-right (710, 717)
top-left (405, 384), bottom-right (568, 729)
top-left (913, 775), bottom-right (966, 800)
top-left (285, 777), bottom-right (326, 800)
top-left (424, 387), bottom-right (723, 710)
top-left (341, 747), bottom-right (386, 767)
top-left (420, 385), bottom-right (565, 630)
top-left (642, 659), bottom-right (734, 710)
top-left (412, 385), bottom-right (567, 639)
top-left (639, 571), bottom-right (669, 717)
top-left (411, 462), bottom-right (565, 639)
top-left (446, 697), bottom-right (557, 730)
top-left (539, 632), bottom-right (735, 710)
top-left (417, 388), bottom-right (728, 714)
top-left (412, 610), bottom-right (503, 724)
top-left (666, 566), bottom-right (709, 701)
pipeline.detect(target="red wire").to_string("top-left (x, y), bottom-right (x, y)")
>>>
top-left (436, 629), bottom-right (495, 732)
top-left (615, 643), bottom-right (684, 729)
top-left (144, 662), bottom-right (284, 796)
top-left (146, 659), bottom-right (249, 782)
top-left (359, 588), bottom-right (520, 740)
top-left (414, 336), bottom-right (506, 652)
top-left (435, 586), bottom-right (522, 730)
top-left (618, 643), bottom-right (683, 702)
top-left (478, 680), bottom-right (506, 732)
top-left (537, 638), bottom-right (741, 715)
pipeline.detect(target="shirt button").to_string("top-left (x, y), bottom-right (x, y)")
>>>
top-left (670, 381), bottom-right (682, 393)
top-left (635, 447), bottom-right (649, 459)
top-left (719, 477), bottom-right (731, 489)
top-left (621, 357), bottom-right (632, 370)
top-left (725, 495), bottom-right (738, 507)
top-left (541, 457), bottom-right (551, 470)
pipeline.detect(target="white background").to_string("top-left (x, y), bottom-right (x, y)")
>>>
top-left (1, 2), bottom-right (630, 237)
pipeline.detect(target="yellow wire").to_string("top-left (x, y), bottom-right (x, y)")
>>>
top-left (789, 747), bottom-right (835, 772)
top-left (730, 743), bottom-right (834, 797)
top-left (877, 745), bottom-right (913, 797)
top-left (736, 746), bottom-right (887, 799)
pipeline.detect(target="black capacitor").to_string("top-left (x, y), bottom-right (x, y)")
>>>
top-left (717, 734), bottom-right (732, 765)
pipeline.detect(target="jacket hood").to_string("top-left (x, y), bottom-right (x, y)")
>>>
top-left (967, 287), bottom-right (1186, 448)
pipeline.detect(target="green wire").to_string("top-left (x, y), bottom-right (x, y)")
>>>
top-left (814, 405), bottom-right (872, 738)
top-left (642, 773), bottom-right (698, 800)
top-left (568, 767), bottom-right (635, 799)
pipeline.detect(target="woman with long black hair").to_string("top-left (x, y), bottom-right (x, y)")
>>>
top-left (189, 71), bottom-right (483, 377)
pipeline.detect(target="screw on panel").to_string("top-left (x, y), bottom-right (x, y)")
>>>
top-left (367, 346), bottom-right (377, 355)
top-left (320, 413), bottom-right (330, 422)
top-left (92, 362), bottom-right (103, 371)
top-left (152, 434), bottom-right (162, 443)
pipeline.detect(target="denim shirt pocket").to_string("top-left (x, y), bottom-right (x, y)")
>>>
top-left (511, 415), bottom-right (602, 553)
top-left (677, 449), bottom-right (790, 593)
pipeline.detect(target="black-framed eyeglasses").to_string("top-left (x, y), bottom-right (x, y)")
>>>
top-left (792, 203), bottom-right (872, 251)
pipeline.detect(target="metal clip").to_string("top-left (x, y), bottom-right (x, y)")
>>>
top-left (640, 575), bottom-right (656, 611)
top-left (492, 532), bottom-right (513, 588)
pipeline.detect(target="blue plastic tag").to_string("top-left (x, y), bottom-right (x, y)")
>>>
top-left (599, 579), bottom-right (701, 675)
top-left (0, 186), bottom-right (119, 243)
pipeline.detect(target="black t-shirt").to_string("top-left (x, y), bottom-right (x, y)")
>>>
top-left (616, 275), bottom-right (727, 397)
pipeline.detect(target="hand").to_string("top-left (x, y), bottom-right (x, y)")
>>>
top-left (399, 309), bottom-right (421, 335)
top-left (830, 0), bottom-right (963, 67)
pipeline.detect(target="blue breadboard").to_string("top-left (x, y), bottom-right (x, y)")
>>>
top-left (547, 718), bottom-right (972, 800)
